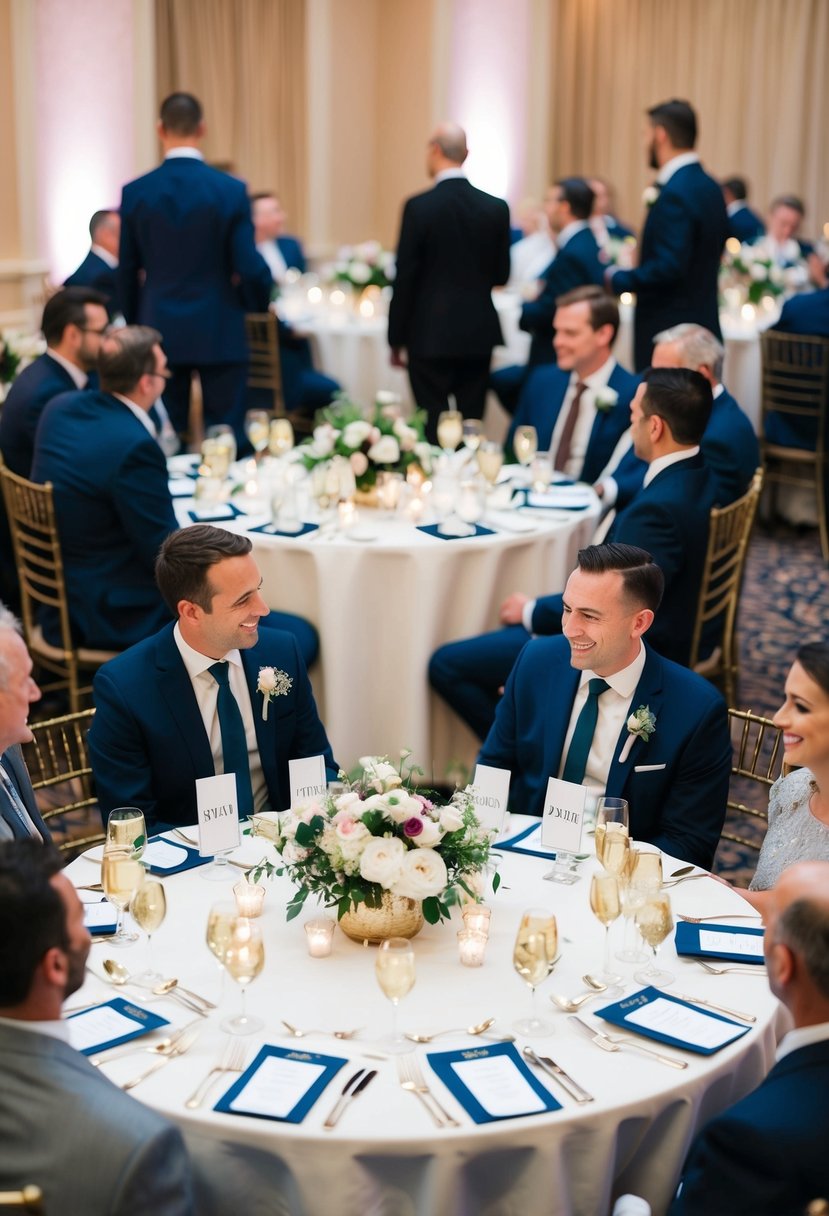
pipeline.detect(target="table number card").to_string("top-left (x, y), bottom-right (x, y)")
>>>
top-left (289, 756), bottom-right (327, 806)
top-left (195, 773), bottom-right (241, 856)
top-left (540, 778), bottom-right (587, 854)
top-left (471, 764), bottom-right (511, 833)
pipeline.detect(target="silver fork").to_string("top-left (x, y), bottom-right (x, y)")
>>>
top-left (185, 1038), bottom-right (247, 1109)
top-left (695, 959), bottom-right (767, 975)
top-left (677, 913), bottom-right (761, 923)
top-left (121, 1025), bottom-right (201, 1090)
top-left (397, 1054), bottom-right (459, 1127)
top-left (90, 1019), bottom-right (202, 1067)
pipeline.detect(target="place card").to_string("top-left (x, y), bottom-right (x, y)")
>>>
top-left (674, 921), bottom-right (765, 964)
top-left (289, 756), bottom-right (327, 806)
top-left (471, 764), bottom-right (511, 833)
top-left (427, 1042), bottom-right (561, 1123)
top-left (66, 998), bottom-right (169, 1055)
top-left (196, 773), bottom-right (241, 856)
top-left (541, 778), bottom-right (587, 854)
top-left (495, 821), bottom-right (556, 859)
top-left (597, 987), bottom-right (750, 1054)
top-left (83, 900), bottom-right (118, 935)
top-left (214, 1045), bottom-right (347, 1123)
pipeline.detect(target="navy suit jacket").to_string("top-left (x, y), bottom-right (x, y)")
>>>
top-left (727, 204), bottom-right (765, 244)
top-left (507, 361), bottom-right (639, 481)
top-left (478, 636), bottom-right (730, 867)
top-left (63, 250), bottom-right (119, 317)
top-left (31, 390), bottom-right (177, 650)
top-left (118, 157), bottom-right (272, 365)
top-left (89, 624), bottom-right (337, 830)
top-left (276, 235), bottom-right (306, 274)
top-left (0, 354), bottom-right (78, 478)
top-left (0, 746), bottom-right (50, 842)
top-left (670, 1040), bottom-right (829, 1215)
top-left (613, 163), bottom-right (728, 370)
top-left (520, 228), bottom-right (605, 365)
top-left (388, 177), bottom-right (511, 358)
top-left (766, 288), bottom-right (829, 449)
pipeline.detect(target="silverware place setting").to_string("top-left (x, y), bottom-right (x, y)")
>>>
top-left (569, 1015), bottom-right (687, 1069)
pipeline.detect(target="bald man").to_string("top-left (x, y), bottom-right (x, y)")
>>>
top-left (388, 122), bottom-right (511, 443)
top-left (671, 861), bottom-right (829, 1214)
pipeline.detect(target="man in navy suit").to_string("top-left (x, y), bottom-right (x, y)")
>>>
top-left (118, 93), bottom-right (272, 444)
top-left (722, 177), bottom-right (765, 244)
top-left (505, 286), bottom-right (638, 470)
top-left (250, 192), bottom-right (306, 281)
top-left (589, 177), bottom-right (635, 243)
top-left (388, 122), bottom-right (511, 442)
top-left (0, 609), bottom-right (50, 844)
top-left (89, 527), bottom-right (337, 831)
top-left (765, 285), bottom-right (829, 451)
top-left (63, 210), bottom-right (121, 318)
top-left (670, 861), bottom-right (829, 1213)
top-left (478, 544), bottom-right (730, 868)
top-left (492, 178), bottom-right (605, 415)
top-left (608, 99), bottom-right (728, 371)
top-left (430, 368), bottom-right (716, 741)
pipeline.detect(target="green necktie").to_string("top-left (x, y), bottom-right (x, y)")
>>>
top-left (561, 678), bottom-right (610, 785)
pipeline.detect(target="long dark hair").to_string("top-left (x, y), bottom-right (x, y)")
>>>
top-left (796, 642), bottom-right (829, 696)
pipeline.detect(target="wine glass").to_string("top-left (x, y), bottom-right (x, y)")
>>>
top-left (456, 479), bottom-right (486, 528)
top-left (130, 880), bottom-right (167, 983)
top-left (512, 908), bottom-right (557, 1036)
top-left (589, 872), bottom-right (622, 986)
top-left (513, 425), bottom-right (538, 468)
top-left (530, 452), bottom-right (553, 492)
top-left (205, 424), bottom-right (237, 464)
top-left (200, 437), bottom-right (231, 480)
top-left (477, 441), bottom-right (504, 487)
top-left (462, 418), bottom-right (484, 453)
top-left (616, 859), bottom-right (649, 964)
top-left (375, 937), bottom-right (416, 1052)
top-left (106, 807), bottom-right (146, 859)
top-left (630, 849), bottom-right (663, 892)
top-left (595, 798), bottom-right (630, 876)
top-left (245, 409), bottom-right (270, 457)
top-left (206, 900), bottom-right (237, 1003)
top-left (101, 846), bottom-right (145, 947)
top-left (221, 916), bottom-right (265, 1034)
top-left (269, 417), bottom-right (295, 457)
top-left (634, 891), bottom-right (675, 988)
top-left (437, 409), bottom-right (463, 456)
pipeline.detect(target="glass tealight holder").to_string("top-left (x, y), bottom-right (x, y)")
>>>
top-left (233, 881), bottom-right (265, 918)
top-left (461, 904), bottom-right (492, 937)
top-left (457, 928), bottom-right (487, 967)
top-left (305, 918), bottom-right (335, 958)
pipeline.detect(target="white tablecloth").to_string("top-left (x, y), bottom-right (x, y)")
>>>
top-left (67, 825), bottom-right (783, 1216)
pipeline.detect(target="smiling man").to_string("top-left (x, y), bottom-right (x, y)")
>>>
top-left (477, 543), bottom-right (730, 868)
top-left (89, 527), bottom-right (337, 830)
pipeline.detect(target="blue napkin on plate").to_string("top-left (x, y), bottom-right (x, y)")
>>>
top-left (427, 1041), bottom-right (562, 1122)
top-left (248, 521), bottom-right (319, 539)
top-left (187, 502), bottom-right (246, 524)
top-left (417, 523), bottom-right (495, 540)
top-left (674, 920), bottom-right (765, 964)
top-left (596, 986), bottom-right (750, 1054)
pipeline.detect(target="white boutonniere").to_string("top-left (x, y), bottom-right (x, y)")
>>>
top-left (619, 705), bottom-right (656, 763)
top-left (257, 666), bottom-right (293, 721)
top-left (642, 184), bottom-right (661, 209)
top-left (594, 387), bottom-right (619, 413)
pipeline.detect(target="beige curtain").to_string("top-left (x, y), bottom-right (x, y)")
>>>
top-left (548, 0), bottom-right (829, 240)
top-left (155, 0), bottom-right (307, 230)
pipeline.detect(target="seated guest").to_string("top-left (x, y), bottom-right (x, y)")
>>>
top-left (0, 607), bottom-right (49, 842)
top-left (430, 369), bottom-right (716, 740)
top-left (491, 178), bottom-right (605, 415)
top-left (505, 286), bottom-right (638, 472)
top-left (63, 209), bottom-right (121, 318)
top-left (478, 544), bottom-right (730, 868)
top-left (0, 839), bottom-right (197, 1213)
top-left (766, 283), bottom-right (829, 451)
top-left (722, 176), bottom-right (765, 243)
top-left (507, 197), bottom-right (555, 289)
top-left (249, 191), bottom-right (306, 281)
top-left (754, 193), bottom-right (814, 265)
top-left (589, 176), bottom-right (635, 245)
top-left (669, 860), bottom-right (829, 1214)
top-left (89, 527), bottom-right (336, 831)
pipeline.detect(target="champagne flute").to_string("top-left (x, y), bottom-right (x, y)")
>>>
top-left (101, 847), bottom-right (145, 947)
top-left (130, 880), bottom-right (167, 983)
top-left (206, 900), bottom-right (237, 1003)
top-left (245, 409), bottom-right (271, 458)
top-left (269, 417), bottom-right (295, 457)
top-left (634, 891), bottom-right (675, 988)
top-left (630, 849), bottom-right (663, 892)
top-left (477, 440), bottom-right (504, 486)
top-left (462, 418), bottom-right (484, 453)
top-left (589, 873), bottom-right (622, 985)
top-left (513, 425), bottom-right (538, 468)
top-left (106, 808), bottom-right (146, 859)
top-left (437, 409), bottom-right (463, 455)
top-left (530, 452), bottom-right (553, 492)
top-left (512, 908), bottom-right (557, 1036)
top-left (616, 860), bottom-right (649, 964)
top-left (375, 937), bottom-right (416, 1052)
top-left (221, 916), bottom-right (265, 1034)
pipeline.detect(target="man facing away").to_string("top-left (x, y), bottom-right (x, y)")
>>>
top-left (63, 209), bottom-right (122, 318)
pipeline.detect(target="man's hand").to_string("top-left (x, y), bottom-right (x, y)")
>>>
top-left (390, 347), bottom-right (407, 369)
top-left (499, 592), bottom-right (529, 625)
top-left (603, 265), bottom-right (618, 291)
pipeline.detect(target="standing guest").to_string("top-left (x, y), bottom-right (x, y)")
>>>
top-left (722, 177), bottom-right (765, 243)
top-left (118, 92), bottom-right (272, 444)
top-left (388, 122), bottom-right (511, 442)
top-left (63, 210), bottom-right (122, 318)
top-left (608, 99), bottom-right (728, 371)
top-left (0, 607), bottom-right (49, 843)
top-left (0, 840), bottom-right (196, 1213)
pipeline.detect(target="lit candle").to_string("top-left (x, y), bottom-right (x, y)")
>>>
top-left (741, 302), bottom-right (756, 322)
top-left (462, 904), bottom-right (491, 937)
top-left (338, 501), bottom-right (357, 532)
top-left (457, 928), bottom-right (487, 967)
top-left (305, 918), bottom-right (335, 957)
top-left (619, 292), bottom-right (634, 307)
top-left (359, 297), bottom-right (375, 319)
top-left (330, 288), bottom-right (346, 308)
top-left (233, 881), bottom-right (265, 918)
top-left (308, 286), bottom-right (323, 305)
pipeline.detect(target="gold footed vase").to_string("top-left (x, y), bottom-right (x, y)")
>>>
top-left (339, 891), bottom-right (424, 944)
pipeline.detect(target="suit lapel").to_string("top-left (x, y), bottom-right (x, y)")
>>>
top-left (606, 646), bottom-right (665, 796)
top-left (2, 746), bottom-right (49, 839)
top-left (154, 629), bottom-right (215, 778)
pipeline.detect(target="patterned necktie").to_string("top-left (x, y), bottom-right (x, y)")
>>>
top-left (208, 662), bottom-right (254, 816)
top-left (561, 678), bottom-right (610, 785)
top-left (554, 381), bottom-right (588, 473)
top-left (0, 762), bottom-right (41, 840)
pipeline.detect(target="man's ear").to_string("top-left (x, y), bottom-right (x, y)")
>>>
top-left (177, 598), bottom-right (201, 625)
top-left (41, 945), bottom-right (68, 989)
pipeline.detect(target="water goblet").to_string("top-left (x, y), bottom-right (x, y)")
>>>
top-left (589, 872), bottom-right (622, 986)
top-left (375, 937), bottom-right (416, 1052)
top-left (634, 891), bottom-right (675, 988)
top-left (512, 908), bottom-right (557, 1036)
top-left (200, 437), bottom-right (231, 480)
top-left (269, 417), bottom-right (295, 457)
top-left (530, 452), bottom-right (553, 492)
top-left (101, 846), bottom-right (145, 948)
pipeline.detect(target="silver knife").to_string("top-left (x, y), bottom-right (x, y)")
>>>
top-left (670, 991), bottom-right (757, 1024)
top-left (523, 1046), bottom-right (594, 1103)
top-left (322, 1068), bottom-right (365, 1129)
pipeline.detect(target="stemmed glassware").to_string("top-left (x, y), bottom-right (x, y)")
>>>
top-left (375, 937), bottom-right (416, 1052)
top-left (617, 849), bottom-right (662, 964)
top-left (595, 798), bottom-right (630, 876)
top-left (101, 846), bottom-right (145, 947)
top-left (269, 417), bottom-right (295, 457)
top-left (437, 409), bottom-right (463, 457)
top-left (221, 916), bottom-right (265, 1035)
top-left (462, 418), bottom-right (484, 455)
top-left (205, 424), bottom-right (237, 465)
top-left (589, 872), bottom-right (622, 986)
top-left (512, 908), bottom-right (558, 1036)
top-left (106, 808), bottom-right (146, 859)
top-left (245, 409), bottom-right (271, 458)
top-left (206, 900), bottom-right (237, 1003)
top-left (130, 880), bottom-right (167, 984)
top-left (476, 441), bottom-right (504, 488)
top-left (513, 425), bottom-right (538, 470)
top-left (634, 891), bottom-right (675, 988)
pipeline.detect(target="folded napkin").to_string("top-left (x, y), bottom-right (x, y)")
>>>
top-left (417, 523), bottom-right (495, 541)
top-left (597, 986), bottom-right (750, 1054)
top-left (248, 521), bottom-right (319, 539)
top-left (187, 502), bottom-right (246, 524)
top-left (674, 920), bottom-right (765, 964)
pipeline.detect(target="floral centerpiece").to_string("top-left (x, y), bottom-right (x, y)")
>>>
top-left (0, 332), bottom-right (43, 403)
top-left (331, 241), bottom-right (395, 291)
top-left (299, 393), bottom-right (433, 492)
top-left (248, 752), bottom-right (498, 935)
top-left (720, 240), bottom-right (810, 307)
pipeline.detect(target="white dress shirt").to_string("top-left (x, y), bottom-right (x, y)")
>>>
top-left (776, 1020), bottom-right (829, 1062)
top-left (656, 152), bottom-right (699, 187)
top-left (558, 644), bottom-right (648, 793)
top-left (90, 243), bottom-right (118, 269)
top-left (642, 446), bottom-right (700, 488)
top-left (257, 240), bottom-right (287, 285)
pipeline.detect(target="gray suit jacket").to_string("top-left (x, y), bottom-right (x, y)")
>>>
top-left (0, 1021), bottom-right (194, 1214)
top-left (0, 746), bottom-right (50, 842)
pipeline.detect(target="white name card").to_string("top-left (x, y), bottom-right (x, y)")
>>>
top-left (196, 772), bottom-right (241, 855)
top-left (289, 755), bottom-right (327, 807)
top-left (541, 778), bottom-right (587, 854)
top-left (471, 764), bottom-right (511, 833)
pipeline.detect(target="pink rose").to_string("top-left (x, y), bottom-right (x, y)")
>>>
top-left (403, 817), bottom-right (424, 837)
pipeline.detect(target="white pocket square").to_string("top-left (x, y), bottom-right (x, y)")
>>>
top-left (633, 763), bottom-right (667, 772)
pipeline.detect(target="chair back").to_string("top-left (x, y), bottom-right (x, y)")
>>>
top-left (690, 468), bottom-right (763, 705)
top-left (245, 312), bottom-right (286, 415)
top-left (724, 707), bottom-right (786, 851)
top-left (0, 1186), bottom-right (44, 1213)
top-left (21, 709), bottom-right (102, 855)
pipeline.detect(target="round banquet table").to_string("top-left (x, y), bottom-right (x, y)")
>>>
top-left (174, 485), bottom-right (600, 781)
top-left (66, 824), bottom-right (784, 1216)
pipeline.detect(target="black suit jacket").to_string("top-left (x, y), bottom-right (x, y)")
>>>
top-left (388, 177), bottom-right (510, 358)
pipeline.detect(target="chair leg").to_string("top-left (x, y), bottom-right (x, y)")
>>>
top-left (817, 463), bottom-right (829, 563)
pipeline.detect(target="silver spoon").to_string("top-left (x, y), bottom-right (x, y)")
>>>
top-left (549, 977), bottom-right (609, 1013)
top-left (404, 1016), bottom-right (497, 1043)
top-left (281, 1020), bottom-right (362, 1040)
top-left (103, 961), bottom-right (208, 1017)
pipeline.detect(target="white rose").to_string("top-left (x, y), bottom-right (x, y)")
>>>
top-left (413, 819), bottom-right (442, 847)
top-left (396, 425), bottom-right (418, 452)
top-left (384, 790), bottom-right (423, 823)
top-left (750, 262), bottom-right (767, 281)
top-left (350, 451), bottom-right (369, 476)
top-left (362, 760), bottom-right (402, 791)
top-left (309, 424), bottom-right (337, 458)
top-left (356, 240), bottom-right (382, 263)
top-left (391, 848), bottom-right (448, 899)
top-left (626, 712), bottom-right (640, 732)
top-left (334, 792), bottom-right (363, 813)
top-left (414, 442), bottom-right (433, 469)
top-left (342, 420), bottom-right (372, 449)
top-left (282, 839), bottom-right (311, 864)
top-left (439, 804), bottom-right (464, 833)
top-left (349, 260), bottom-right (372, 284)
top-left (258, 666), bottom-right (277, 693)
top-left (359, 835), bottom-right (406, 887)
top-left (368, 435), bottom-right (400, 464)
top-left (375, 390), bottom-right (399, 407)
